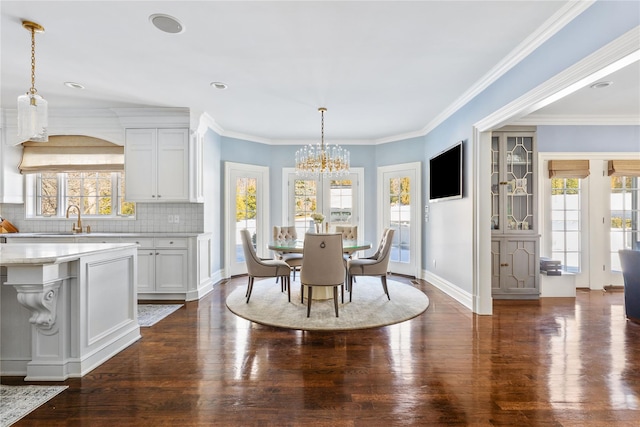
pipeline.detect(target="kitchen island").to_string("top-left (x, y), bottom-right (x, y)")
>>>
top-left (0, 243), bottom-right (140, 381)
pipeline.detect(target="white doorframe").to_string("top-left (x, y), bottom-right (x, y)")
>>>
top-left (378, 162), bottom-right (421, 278)
top-left (224, 162), bottom-right (270, 278)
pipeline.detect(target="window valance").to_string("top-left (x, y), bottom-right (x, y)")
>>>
top-left (548, 160), bottom-right (590, 179)
top-left (608, 160), bottom-right (640, 177)
top-left (19, 135), bottom-right (124, 174)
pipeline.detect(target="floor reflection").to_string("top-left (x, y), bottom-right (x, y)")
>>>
top-left (8, 276), bottom-right (640, 425)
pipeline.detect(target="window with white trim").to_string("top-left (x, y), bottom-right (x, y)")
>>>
top-left (610, 175), bottom-right (639, 271)
top-left (28, 171), bottom-right (135, 218)
top-left (550, 177), bottom-right (582, 273)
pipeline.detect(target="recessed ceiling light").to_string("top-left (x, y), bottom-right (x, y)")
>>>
top-left (210, 82), bottom-right (228, 90)
top-left (64, 81), bottom-right (85, 89)
top-left (149, 14), bottom-right (184, 34)
top-left (590, 81), bottom-right (613, 89)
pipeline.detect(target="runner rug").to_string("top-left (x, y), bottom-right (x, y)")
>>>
top-left (226, 277), bottom-right (429, 331)
top-left (137, 304), bottom-right (183, 327)
top-left (0, 384), bottom-right (68, 427)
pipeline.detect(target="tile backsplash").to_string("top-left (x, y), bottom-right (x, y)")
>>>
top-left (0, 203), bottom-right (204, 234)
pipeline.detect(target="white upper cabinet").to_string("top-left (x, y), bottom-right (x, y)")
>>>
top-left (125, 128), bottom-right (189, 202)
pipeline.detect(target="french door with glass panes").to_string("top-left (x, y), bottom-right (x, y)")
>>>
top-left (284, 169), bottom-right (363, 241)
top-left (607, 174), bottom-right (639, 284)
top-left (225, 162), bottom-right (270, 277)
top-left (541, 156), bottom-right (639, 289)
top-left (378, 162), bottom-right (421, 277)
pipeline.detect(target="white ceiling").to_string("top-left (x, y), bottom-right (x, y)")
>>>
top-left (1, 1), bottom-right (638, 143)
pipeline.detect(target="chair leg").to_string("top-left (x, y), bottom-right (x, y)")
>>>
top-left (349, 275), bottom-right (354, 302)
top-left (246, 276), bottom-right (255, 303)
top-left (286, 275), bottom-right (291, 302)
top-left (333, 287), bottom-right (339, 317)
top-left (306, 286), bottom-right (313, 317)
top-left (341, 284), bottom-right (344, 304)
top-left (381, 275), bottom-right (390, 300)
top-left (301, 284), bottom-right (304, 304)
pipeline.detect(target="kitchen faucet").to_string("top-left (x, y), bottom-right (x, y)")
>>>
top-left (66, 204), bottom-right (84, 233)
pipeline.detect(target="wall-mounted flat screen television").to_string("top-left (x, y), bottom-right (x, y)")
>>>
top-left (429, 141), bottom-right (463, 202)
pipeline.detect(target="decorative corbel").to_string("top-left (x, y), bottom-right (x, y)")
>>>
top-left (13, 281), bottom-right (61, 329)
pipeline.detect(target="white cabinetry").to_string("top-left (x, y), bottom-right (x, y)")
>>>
top-left (120, 237), bottom-right (190, 299)
top-left (150, 238), bottom-right (188, 294)
top-left (125, 128), bottom-right (189, 202)
top-left (0, 116), bottom-right (25, 203)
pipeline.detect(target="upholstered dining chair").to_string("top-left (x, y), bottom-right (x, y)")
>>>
top-left (273, 225), bottom-right (303, 282)
top-left (300, 233), bottom-right (346, 317)
top-left (335, 225), bottom-right (357, 241)
top-left (619, 249), bottom-right (640, 322)
top-left (240, 229), bottom-right (291, 303)
top-left (347, 228), bottom-right (395, 302)
top-left (335, 225), bottom-right (358, 271)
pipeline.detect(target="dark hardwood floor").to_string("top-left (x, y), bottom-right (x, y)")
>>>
top-left (4, 275), bottom-right (640, 426)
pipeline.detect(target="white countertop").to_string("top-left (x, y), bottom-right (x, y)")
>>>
top-left (4, 232), bottom-right (206, 238)
top-left (0, 242), bottom-right (138, 265)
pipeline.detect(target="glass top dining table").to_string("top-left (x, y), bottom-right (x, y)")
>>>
top-left (268, 239), bottom-right (372, 254)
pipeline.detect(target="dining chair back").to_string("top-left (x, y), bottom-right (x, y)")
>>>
top-left (619, 249), bottom-right (640, 322)
top-left (335, 225), bottom-right (358, 266)
top-left (272, 225), bottom-right (303, 281)
top-left (240, 229), bottom-right (291, 303)
top-left (335, 225), bottom-right (357, 240)
top-left (273, 226), bottom-right (297, 242)
top-left (347, 228), bottom-right (395, 302)
top-left (300, 233), bottom-right (346, 317)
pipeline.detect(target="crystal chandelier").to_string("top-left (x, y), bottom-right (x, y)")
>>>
top-left (17, 20), bottom-right (48, 143)
top-left (295, 108), bottom-right (350, 177)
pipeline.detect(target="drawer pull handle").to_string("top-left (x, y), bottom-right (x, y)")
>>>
top-left (500, 263), bottom-right (509, 267)
top-left (170, 241), bottom-right (174, 244)
top-left (156, 252), bottom-right (160, 255)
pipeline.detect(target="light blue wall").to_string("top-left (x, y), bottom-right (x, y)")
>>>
top-left (538, 126), bottom-right (640, 152)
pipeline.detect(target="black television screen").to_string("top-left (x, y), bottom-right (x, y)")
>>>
top-left (429, 141), bottom-right (463, 201)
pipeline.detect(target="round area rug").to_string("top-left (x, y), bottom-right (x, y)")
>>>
top-left (226, 277), bottom-right (429, 331)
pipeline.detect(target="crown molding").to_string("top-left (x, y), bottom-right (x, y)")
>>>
top-left (192, 111), bottom-right (224, 136)
top-left (271, 138), bottom-right (374, 146)
top-left (512, 114), bottom-right (640, 126)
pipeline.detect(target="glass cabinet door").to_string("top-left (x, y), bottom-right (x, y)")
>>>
top-left (491, 136), bottom-right (500, 230)
top-left (505, 135), bottom-right (534, 232)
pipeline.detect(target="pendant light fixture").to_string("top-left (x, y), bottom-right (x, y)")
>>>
top-left (295, 108), bottom-right (350, 177)
top-left (17, 20), bottom-right (48, 143)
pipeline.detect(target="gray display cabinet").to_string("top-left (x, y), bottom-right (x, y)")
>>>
top-left (491, 128), bottom-right (540, 299)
